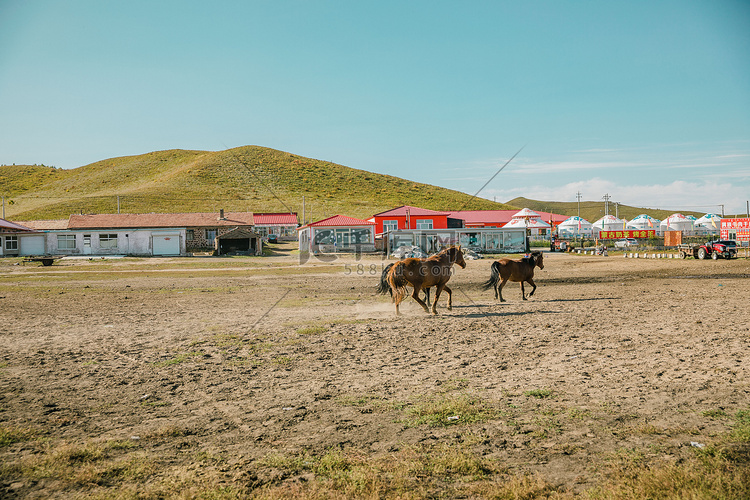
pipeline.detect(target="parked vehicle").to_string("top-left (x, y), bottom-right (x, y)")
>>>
top-left (267, 234), bottom-right (278, 244)
top-left (677, 240), bottom-right (736, 260)
top-left (614, 238), bottom-right (638, 249)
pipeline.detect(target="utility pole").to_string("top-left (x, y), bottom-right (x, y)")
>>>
top-left (602, 193), bottom-right (611, 216)
top-left (576, 191), bottom-right (582, 247)
top-left (614, 202), bottom-right (619, 219)
top-left (302, 196), bottom-right (305, 225)
top-left (2, 196), bottom-right (4, 219)
top-left (117, 196), bottom-right (121, 214)
top-left (720, 204), bottom-right (725, 217)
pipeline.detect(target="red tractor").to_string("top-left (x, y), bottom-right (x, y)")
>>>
top-left (677, 240), bottom-right (737, 260)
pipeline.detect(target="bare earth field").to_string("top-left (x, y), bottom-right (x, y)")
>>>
top-left (1, 245), bottom-right (749, 499)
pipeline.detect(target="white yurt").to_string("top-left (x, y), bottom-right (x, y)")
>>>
top-left (502, 217), bottom-right (551, 236)
top-left (660, 213), bottom-right (695, 234)
top-left (556, 216), bottom-right (594, 238)
top-left (512, 208), bottom-right (541, 219)
top-left (694, 213), bottom-right (721, 235)
top-left (627, 214), bottom-right (661, 233)
top-left (592, 214), bottom-right (626, 235)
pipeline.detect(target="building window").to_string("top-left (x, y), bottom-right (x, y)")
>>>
top-left (416, 219), bottom-right (433, 230)
top-left (314, 229), bottom-right (335, 245)
top-left (382, 220), bottom-right (398, 233)
top-left (99, 234), bottom-right (118, 249)
top-left (5, 236), bottom-right (18, 251)
top-left (351, 228), bottom-right (372, 244)
top-left (205, 229), bottom-right (217, 245)
top-left (57, 234), bottom-right (76, 250)
top-left (186, 229), bottom-right (194, 241)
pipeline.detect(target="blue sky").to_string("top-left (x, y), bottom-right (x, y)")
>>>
top-left (1, 0), bottom-right (749, 214)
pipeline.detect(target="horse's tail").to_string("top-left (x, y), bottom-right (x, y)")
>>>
top-left (387, 262), bottom-right (409, 302)
top-left (481, 261), bottom-right (501, 290)
top-left (376, 263), bottom-right (394, 296)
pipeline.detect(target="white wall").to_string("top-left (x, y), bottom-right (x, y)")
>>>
top-left (45, 229), bottom-right (186, 256)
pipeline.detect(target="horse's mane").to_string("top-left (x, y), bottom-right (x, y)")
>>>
top-left (427, 246), bottom-right (458, 261)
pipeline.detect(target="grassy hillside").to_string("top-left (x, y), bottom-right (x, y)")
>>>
top-left (507, 197), bottom-right (706, 222)
top-left (1, 146), bottom-right (515, 221)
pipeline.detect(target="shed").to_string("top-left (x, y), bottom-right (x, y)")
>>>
top-left (215, 227), bottom-right (263, 255)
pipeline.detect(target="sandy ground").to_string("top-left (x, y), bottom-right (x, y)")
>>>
top-left (1, 247), bottom-right (749, 496)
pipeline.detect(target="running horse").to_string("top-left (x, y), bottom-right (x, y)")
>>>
top-left (377, 262), bottom-right (431, 304)
top-left (386, 246), bottom-right (466, 315)
top-left (482, 251), bottom-right (544, 302)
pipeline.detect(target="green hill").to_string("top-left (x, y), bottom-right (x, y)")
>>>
top-left (1, 146), bottom-right (515, 221)
top-left (507, 197), bottom-right (705, 222)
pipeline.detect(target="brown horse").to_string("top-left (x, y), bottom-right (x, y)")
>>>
top-left (377, 262), bottom-right (430, 304)
top-left (482, 251), bottom-right (544, 302)
top-left (387, 246), bottom-right (466, 315)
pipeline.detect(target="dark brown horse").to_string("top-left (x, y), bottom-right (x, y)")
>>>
top-left (482, 251), bottom-right (544, 302)
top-left (387, 246), bottom-right (466, 315)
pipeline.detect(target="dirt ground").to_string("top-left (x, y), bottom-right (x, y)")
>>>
top-left (1, 245), bottom-right (749, 497)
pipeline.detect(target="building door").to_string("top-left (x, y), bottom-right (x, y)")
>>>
top-left (19, 235), bottom-right (44, 256)
top-left (153, 234), bottom-right (181, 255)
top-left (83, 234), bottom-right (92, 255)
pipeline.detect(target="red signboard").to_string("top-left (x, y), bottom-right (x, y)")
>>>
top-left (600, 230), bottom-right (655, 239)
top-left (721, 218), bottom-right (750, 242)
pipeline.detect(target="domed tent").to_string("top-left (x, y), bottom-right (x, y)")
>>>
top-left (557, 216), bottom-right (593, 237)
top-left (592, 215), bottom-right (626, 236)
top-left (502, 216), bottom-right (551, 236)
top-left (694, 213), bottom-right (721, 235)
top-left (627, 214), bottom-right (660, 230)
top-left (660, 213), bottom-right (695, 234)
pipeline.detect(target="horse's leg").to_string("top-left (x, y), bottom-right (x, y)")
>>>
top-left (412, 286), bottom-right (430, 314)
top-left (394, 290), bottom-right (403, 315)
top-left (498, 278), bottom-right (509, 302)
top-left (442, 285), bottom-right (452, 310)
top-left (527, 278), bottom-right (537, 297)
top-left (431, 284), bottom-right (445, 315)
top-left (520, 281), bottom-right (527, 300)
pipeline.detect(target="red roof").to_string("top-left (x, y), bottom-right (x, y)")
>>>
top-left (448, 210), bottom-right (568, 226)
top-left (13, 219), bottom-right (69, 230)
top-left (372, 205), bottom-right (451, 217)
top-left (298, 215), bottom-right (375, 229)
top-left (0, 218), bottom-right (35, 232)
top-left (448, 210), bottom-right (516, 225)
top-left (68, 212), bottom-right (254, 229)
top-left (253, 212), bottom-right (299, 225)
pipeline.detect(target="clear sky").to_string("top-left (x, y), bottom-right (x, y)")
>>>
top-left (2, 0), bottom-right (749, 214)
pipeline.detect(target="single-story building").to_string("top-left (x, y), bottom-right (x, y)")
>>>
top-left (0, 218), bottom-right (42, 257)
top-left (15, 210), bottom-right (256, 257)
top-left (252, 212), bottom-right (299, 238)
top-left (447, 209), bottom-right (568, 229)
top-left (298, 215), bottom-right (376, 254)
top-left (386, 227), bottom-right (526, 254)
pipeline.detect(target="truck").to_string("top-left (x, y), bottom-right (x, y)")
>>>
top-left (676, 240), bottom-right (737, 260)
